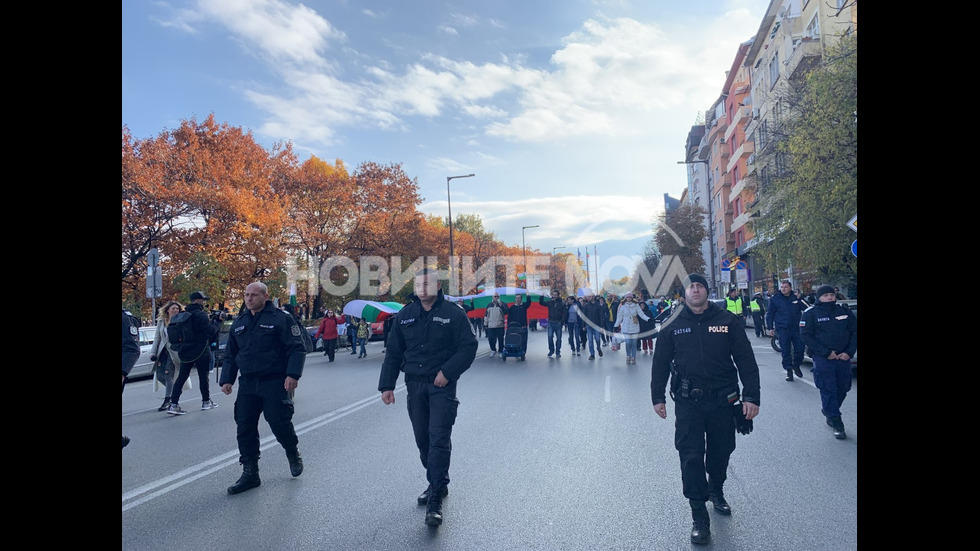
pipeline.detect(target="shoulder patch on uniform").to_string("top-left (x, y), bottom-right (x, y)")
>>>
top-left (291, 325), bottom-right (301, 336)
top-left (130, 326), bottom-right (138, 335)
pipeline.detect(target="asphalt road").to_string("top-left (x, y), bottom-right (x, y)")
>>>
top-left (122, 326), bottom-right (857, 550)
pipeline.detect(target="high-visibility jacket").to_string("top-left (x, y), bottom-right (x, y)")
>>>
top-left (726, 296), bottom-right (743, 315)
top-left (750, 298), bottom-right (763, 312)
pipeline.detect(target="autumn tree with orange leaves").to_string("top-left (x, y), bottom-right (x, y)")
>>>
top-left (122, 115), bottom-right (295, 317)
top-left (123, 114), bottom-right (566, 319)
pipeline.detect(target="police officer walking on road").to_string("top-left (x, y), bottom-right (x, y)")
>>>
top-left (651, 274), bottom-right (761, 545)
top-left (122, 308), bottom-right (140, 449)
top-left (801, 285), bottom-right (857, 440)
top-left (379, 268), bottom-right (478, 527)
top-left (765, 280), bottom-right (807, 381)
top-left (219, 281), bottom-right (307, 495)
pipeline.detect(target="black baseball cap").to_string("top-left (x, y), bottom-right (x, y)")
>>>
top-left (190, 290), bottom-right (210, 301)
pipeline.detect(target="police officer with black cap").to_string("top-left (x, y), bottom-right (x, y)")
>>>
top-left (379, 267), bottom-right (478, 527)
top-left (801, 284), bottom-right (857, 440)
top-left (651, 273), bottom-right (761, 545)
top-left (220, 281), bottom-right (307, 495)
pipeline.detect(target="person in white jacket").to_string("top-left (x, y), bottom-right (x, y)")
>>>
top-left (614, 292), bottom-right (650, 365)
top-left (149, 300), bottom-right (185, 411)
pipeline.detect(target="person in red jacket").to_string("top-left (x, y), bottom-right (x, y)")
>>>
top-left (314, 310), bottom-right (341, 362)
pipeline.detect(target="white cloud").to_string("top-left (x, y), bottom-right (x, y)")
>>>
top-left (420, 194), bottom-right (661, 249)
top-left (196, 0), bottom-right (345, 68)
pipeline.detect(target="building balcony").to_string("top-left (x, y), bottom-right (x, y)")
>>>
top-left (724, 107), bottom-right (751, 142)
top-left (785, 37), bottom-right (821, 80)
top-left (746, 153), bottom-right (757, 176)
top-left (731, 210), bottom-right (752, 232)
top-left (731, 174), bottom-right (754, 197)
top-left (726, 140), bottom-right (754, 174)
top-left (725, 231), bottom-right (735, 244)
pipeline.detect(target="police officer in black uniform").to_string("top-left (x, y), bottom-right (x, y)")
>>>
top-left (800, 284), bottom-right (857, 440)
top-left (122, 308), bottom-right (140, 449)
top-left (219, 281), bottom-right (307, 495)
top-left (651, 274), bottom-right (761, 545)
top-left (379, 268), bottom-right (478, 527)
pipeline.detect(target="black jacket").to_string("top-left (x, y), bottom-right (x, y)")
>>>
top-left (651, 302), bottom-right (761, 406)
top-left (177, 302), bottom-right (218, 361)
top-left (800, 301), bottom-right (857, 359)
top-left (538, 295), bottom-right (568, 324)
top-left (218, 300), bottom-right (307, 384)
top-left (765, 292), bottom-right (806, 330)
top-left (122, 309), bottom-right (140, 376)
top-left (581, 299), bottom-right (604, 326)
top-left (504, 300), bottom-right (530, 327)
top-left (378, 290), bottom-right (478, 390)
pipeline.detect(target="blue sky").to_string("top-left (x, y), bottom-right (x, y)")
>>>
top-left (122, 0), bottom-right (768, 281)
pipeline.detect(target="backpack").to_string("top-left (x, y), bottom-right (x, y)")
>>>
top-left (167, 311), bottom-right (196, 354)
top-left (296, 321), bottom-right (314, 353)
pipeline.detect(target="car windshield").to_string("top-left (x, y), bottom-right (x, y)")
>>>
top-left (138, 326), bottom-right (156, 346)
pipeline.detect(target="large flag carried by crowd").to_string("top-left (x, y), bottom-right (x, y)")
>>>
top-left (444, 287), bottom-right (548, 320)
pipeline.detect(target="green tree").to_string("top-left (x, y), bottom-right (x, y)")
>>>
top-left (753, 36), bottom-right (857, 280)
top-left (652, 204), bottom-right (708, 282)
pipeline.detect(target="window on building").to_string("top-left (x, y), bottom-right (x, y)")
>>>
top-left (768, 52), bottom-right (780, 90)
top-left (805, 14), bottom-right (820, 39)
top-left (736, 229), bottom-right (743, 247)
top-left (734, 197), bottom-right (741, 218)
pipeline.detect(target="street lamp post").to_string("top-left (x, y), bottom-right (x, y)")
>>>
top-left (552, 246), bottom-right (566, 256)
top-left (522, 224), bottom-right (539, 289)
top-left (447, 173), bottom-right (475, 289)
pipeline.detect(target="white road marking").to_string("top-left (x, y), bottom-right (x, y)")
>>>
top-left (122, 384), bottom-right (407, 511)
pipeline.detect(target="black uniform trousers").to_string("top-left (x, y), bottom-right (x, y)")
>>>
top-left (233, 375), bottom-right (299, 463)
top-left (406, 379), bottom-right (459, 491)
top-left (751, 311), bottom-right (765, 337)
top-left (673, 396), bottom-right (737, 502)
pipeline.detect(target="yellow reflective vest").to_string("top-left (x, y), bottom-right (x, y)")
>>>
top-left (726, 296), bottom-right (743, 315)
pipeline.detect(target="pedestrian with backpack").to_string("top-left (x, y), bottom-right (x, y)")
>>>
top-left (356, 318), bottom-right (370, 358)
top-left (166, 290), bottom-right (220, 415)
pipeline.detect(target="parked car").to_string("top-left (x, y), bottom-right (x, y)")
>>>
top-left (128, 326), bottom-right (157, 380)
top-left (370, 321), bottom-right (384, 341)
top-left (214, 319), bottom-right (234, 367)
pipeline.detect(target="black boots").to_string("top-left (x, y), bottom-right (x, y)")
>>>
top-left (830, 416), bottom-right (847, 439)
top-left (122, 435), bottom-right (130, 449)
top-left (228, 460), bottom-right (261, 495)
top-left (690, 500), bottom-right (711, 545)
top-left (785, 369), bottom-right (794, 381)
top-left (286, 450), bottom-right (304, 477)
top-left (157, 397), bottom-right (171, 411)
top-left (793, 366), bottom-right (804, 379)
top-left (425, 486), bottom-right (447, 526)
top-left (709, 493), bottom-right (732, 515)
top-left (417, 484), bottom-right (449, 505)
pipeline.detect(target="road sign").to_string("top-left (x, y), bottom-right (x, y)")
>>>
top-left (146, 266), bottom-right (163, 298)
top-left (847, 215), bottom-right (857, 232)
top-left (721, 258), bottom-right (731, 269)
top-left (851, 240), bottom-right (857, 257)
top-left (147, 247), bottom-right (160, 267)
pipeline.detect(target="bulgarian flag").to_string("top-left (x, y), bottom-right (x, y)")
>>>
top-left (446, 287), bottom-right (548, 320)
top-left (289, 283), bottom-right (298, 307)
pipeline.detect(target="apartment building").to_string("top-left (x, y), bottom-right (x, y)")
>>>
top-left (683, 0), bottom-right (857, 294)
